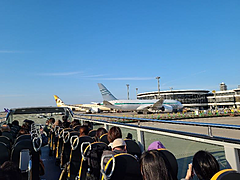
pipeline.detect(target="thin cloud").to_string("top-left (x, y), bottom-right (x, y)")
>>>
top-left (0, 94), bottom-right (25, 98)
top-left (96, 77), bottom-right (155, 81)
top-left (162, 70), bottom-right (207, 86)
top-left (82, 74), bottom-right (108, 78)
top-left (38, 71), bottom-right (83, 76)
top-left (0, 50), bottom-right (31, 53)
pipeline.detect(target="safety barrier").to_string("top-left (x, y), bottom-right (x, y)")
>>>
top-left (74, 113), bottom-right (240, 177)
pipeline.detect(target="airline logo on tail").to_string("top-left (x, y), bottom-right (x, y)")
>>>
top-left (54, 95), bottom-right (65, 107)
top-left (98, 83), bottom-right (117, 101)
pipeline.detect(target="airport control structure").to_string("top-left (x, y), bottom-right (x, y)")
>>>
top-left (137, 83), bottom-right (240, 110)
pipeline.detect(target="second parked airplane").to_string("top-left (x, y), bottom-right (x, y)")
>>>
top-left (98, 83), bottom-right (183, 113)
top-left (53, 95), bottom-right (111, 113)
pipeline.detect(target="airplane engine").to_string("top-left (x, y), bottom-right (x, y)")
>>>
top-left (90, 107), bottom-right (100, 113)
top-left (161, 105), bottom-right (173, 112)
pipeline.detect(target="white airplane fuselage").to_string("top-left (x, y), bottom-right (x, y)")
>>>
top-left (105, 99), bottom-right (183, 111)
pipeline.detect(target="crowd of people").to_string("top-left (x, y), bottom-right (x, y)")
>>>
top-left (0, 115), bottom-right (238, 180)
top-left (45, 116), bottom-right (237, 180)
top-left (0, 119), bottom-right (47, 180)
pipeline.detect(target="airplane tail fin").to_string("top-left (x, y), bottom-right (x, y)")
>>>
top-left (54, 95), bottom-right (65, 107)
top-left (98, 83), bottom-right (118, 101)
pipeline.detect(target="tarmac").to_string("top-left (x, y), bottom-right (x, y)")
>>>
top-left (131, 116), bottom-right (240, 139)
top-left (93, 112), bottom-right (240, 139)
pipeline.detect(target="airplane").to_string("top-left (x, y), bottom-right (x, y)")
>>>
top-left (98, 83), bottom-right (183, 113)
top-left (53, 95), bottom-right (111, 113)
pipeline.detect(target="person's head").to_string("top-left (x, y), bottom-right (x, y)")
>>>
top-left (140, 150), bottom-right (177, 180)
top-left (62, 115), bottom-right (68, 122)
top-left (70, 119), bottom-right (80, 128)
top-left (83, 121), bottom-right (93, 130)
top-left (17, 129), bottom-right (29, 137)
top-left (45, 120), bottom-right (49, 126)
top-left (0, 161), bottom-right (22, 180)
top-left (49, 118), bottom-right (55, 124)
top-left (11, 120), bottom-right (19, 127)
top-left (126, 133), bottom-right (132, 140)
top-left (192, 150), bottom-right (220, 180)
top-left (79, 126), bottom-right (89, 137)
top-left (112, 138), bottom-right (127, 152)
top-left (95, 127), bottom-right (108, 141)
top-left (23, 119), bottom-right (34, 127)
top-left (147, 141), bottom-right (165, 151)
top-left (54, 120), bottom-right (63, 127)
top-left (1, 125), bottom-right (10, 132)
top-left (107, 126), bottom-right (122, 143)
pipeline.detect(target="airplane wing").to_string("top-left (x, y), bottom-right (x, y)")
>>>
top-left (102, 100), bottom-right (116, 109)
top-left (103, 100), bottom-right (113, 106)
top-left (136, 99), bottom-right (164, 111)
top-left (91, 102), bottom-right (101, 105)
top-left (136, 105), bottom-right (151, 111)
top-left (152, 98), bottom-right (164, 109)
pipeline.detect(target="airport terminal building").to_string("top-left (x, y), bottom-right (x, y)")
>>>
top-left (207, 85), bottom-right (240, 109)
top-left (137, 83), bottom-right (240, 110)
top-left (137, 89), bottom-right (210, 110)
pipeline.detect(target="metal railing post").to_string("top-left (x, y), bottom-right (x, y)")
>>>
top-left (137, 128), bottom-right (145, 152)
top-left (104, 124), bottom-right (109, 131)
top-left (80, 118), bottom-right (83, 125)
top-left (224, 146), bottom-right (240, 172)
top-left (208, 126), bottom-right (213, 137)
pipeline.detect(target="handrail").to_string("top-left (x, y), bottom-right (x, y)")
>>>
top-left (76, 114), bottom-right (240, 172)
top-left (75, 113), bottom-right (240, 130)
top-left (101, 154), bottom-right (116, 180)
top-left (76, 116), bottom-right (240, 147)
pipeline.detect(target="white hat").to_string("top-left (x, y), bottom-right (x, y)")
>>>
top-left (112, 138), bottom-right (126, 149)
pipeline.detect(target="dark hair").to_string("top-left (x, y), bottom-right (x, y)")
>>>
top-left (79, 126), bottom-right (89, 136)
top-left (0, 161), bottom-right (22, 180)
top-left (17, 129), bottom-right (29, 137)
top-left (140, 150), bottom-right (176, 180)
top-left (70, 119), bottom-right (80, 128)
top-left (73, 125), bottom-right (81, 131)
top-left (12, 120), bottom-right (19, 126)
top-left (83, 121), bottom-right (93, 130)
top-left (107, 126), bottom-right (122, 143)
top-left (49, 118), bottom-right (55, 124)
top-left (192, 150), bottom-right (220, 180)
top-left (62, 115), bottom-right (68, 122)
top-left (21, 124), bottom-right (28, 130)
top-left (95, 127), bottom-right (108, 141)
top-left (55, 120), bottom-right (63, 127)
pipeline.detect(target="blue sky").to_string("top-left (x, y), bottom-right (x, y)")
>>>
top-left (0, 0), bottom-right (240, 110)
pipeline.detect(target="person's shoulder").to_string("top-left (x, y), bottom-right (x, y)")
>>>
top-left (102, 150), bottom-right (114, 156)
top-left (113, 149), bottom-right (125, 154)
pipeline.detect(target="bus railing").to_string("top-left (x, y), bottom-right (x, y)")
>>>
top-left (74, 113), bottom-right (240, 175)
top-left (74, 113), bottom-right (240, 137)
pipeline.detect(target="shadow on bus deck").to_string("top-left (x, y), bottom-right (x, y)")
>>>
top-left (40, 145), bottom-right (61, 180)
